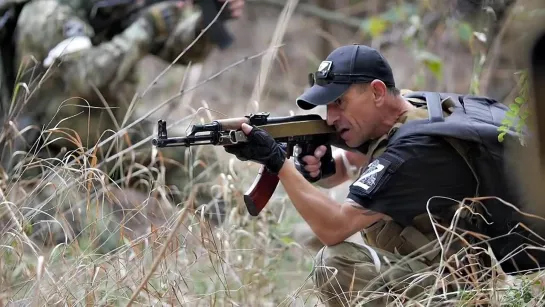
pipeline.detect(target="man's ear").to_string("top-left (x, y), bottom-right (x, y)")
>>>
top-left (370, 79), bottom-right (387, 105)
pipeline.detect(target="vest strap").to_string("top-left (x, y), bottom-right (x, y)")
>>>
top-left (425, 92), bottom-right (445, 122)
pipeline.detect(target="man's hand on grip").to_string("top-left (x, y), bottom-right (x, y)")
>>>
top-left (295, 145), bottom-right (335, 183)
top-left (224, 123), bottom-right (286, 174)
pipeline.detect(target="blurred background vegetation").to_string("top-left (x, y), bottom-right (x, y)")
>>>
top-left (137, 0), bottom-right (522, 123)
top-left (2, 0), bottom-right (545, 306)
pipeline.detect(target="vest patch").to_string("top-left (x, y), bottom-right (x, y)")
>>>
top-left (352, 158), bottom-right (391, 193)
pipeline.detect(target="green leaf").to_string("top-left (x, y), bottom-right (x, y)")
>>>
top-left (365, 17), bottom-right (388, 38)
top-left (279, 236), bottom-right (294, 245)
top-left (497, 126), bottom-right (510, 133)
top-left (520, 110), bottom-right (530, 120)
top-left (501, 118), bottom-right (513, 126)
top-left (506, 109), bottom-right (518, 119)
top-left (457, 22), bottom-right (473, 42)
top-left (426, 61), bottom-right (443, 80)
top-left (509, 103), bottom-right (520, 113)
top-left (498, 132), bottom-right (506, 142)
top-left (415, 51), bottom-right (443, 80)
top-left (515, 96), bottom-right (525, 105)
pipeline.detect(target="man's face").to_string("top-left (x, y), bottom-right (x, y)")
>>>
top-left (326, 84), bottom-right (381, 147)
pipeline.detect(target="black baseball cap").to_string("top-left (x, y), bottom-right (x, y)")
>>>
top-left (296, 44), bottom-right (396, 110)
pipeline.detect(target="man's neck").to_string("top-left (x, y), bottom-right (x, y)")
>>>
top-left (364, 96), bottom-right (417, 158)
top-left (383, 95), bottom-right (416, 128)
top-left (394, 95), bottom-right (417, 121)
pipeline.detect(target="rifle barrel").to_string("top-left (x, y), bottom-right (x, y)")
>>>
top-left (152, 135), bottom-right (214, 147)
top-left (151, 114), bottom-right (342, 149)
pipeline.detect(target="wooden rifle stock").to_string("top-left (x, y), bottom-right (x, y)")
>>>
top-left (243, 166), bottom-right (279, 216)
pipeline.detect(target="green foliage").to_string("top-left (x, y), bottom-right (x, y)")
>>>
top-left (501, 277), bottom-right (543, 307)
top-left (400, 12), bottom-right (445, 84)
top-left (498, 71), bottom-right (529, 144)
top-left (360, 3), bottom-right (418, 39)
top-left (456, 22), bottom-right (474, 43)
top-left (366, 17), bottom-right (388, 38)
top-left (414, 50), bottom-right (443, 81)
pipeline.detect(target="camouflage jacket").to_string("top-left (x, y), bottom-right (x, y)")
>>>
top-left (12, 0), bottom-right (215, 149)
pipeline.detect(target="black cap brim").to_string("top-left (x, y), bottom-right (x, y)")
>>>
top-left (296, 83), bottom-right (350, 110)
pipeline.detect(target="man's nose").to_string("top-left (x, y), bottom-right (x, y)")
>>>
top-left (326, 104), bottom-right (340, 126)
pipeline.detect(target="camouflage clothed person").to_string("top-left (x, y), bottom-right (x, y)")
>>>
top-left (8, 0), bottom-right (226, 249)
top-left (14, 0), bottom-right (215, 149)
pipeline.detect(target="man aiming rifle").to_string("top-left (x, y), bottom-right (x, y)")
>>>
top-left (219, 43), bottom-right (545, 306)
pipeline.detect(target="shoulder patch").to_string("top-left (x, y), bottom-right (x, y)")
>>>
top-left (352, 158), bottom-right (391, 192)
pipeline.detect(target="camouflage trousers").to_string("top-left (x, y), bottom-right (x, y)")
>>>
top-left (313, 241), bottom-right (436, 307)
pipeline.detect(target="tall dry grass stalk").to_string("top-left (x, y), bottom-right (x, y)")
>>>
top-left (247, 0), bottom-right (299, 114)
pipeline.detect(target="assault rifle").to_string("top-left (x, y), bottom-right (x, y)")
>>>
top-left (152, 112), bottom-right (357, 216)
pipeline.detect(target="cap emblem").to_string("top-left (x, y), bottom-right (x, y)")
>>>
top-left (316, 60), bottom-right (332, 78)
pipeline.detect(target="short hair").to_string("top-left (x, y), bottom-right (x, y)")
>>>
top-left (355, 82), bottom-right (400, 96)
top-left (387, 86), bottom-right (400, 96)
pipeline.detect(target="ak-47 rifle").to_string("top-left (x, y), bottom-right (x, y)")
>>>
top-left (152, 112), bottom-right (355, 216)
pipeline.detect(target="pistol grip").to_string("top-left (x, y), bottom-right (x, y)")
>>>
top-left (244, 165), bottom-right (279, 216)
top-left (299, 143), bottom-right (336, 183)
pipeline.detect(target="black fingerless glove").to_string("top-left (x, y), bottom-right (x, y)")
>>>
top-left (294, 144), bottom-right (336, 183)
top-left (224, 126), bottom-right (286, 174)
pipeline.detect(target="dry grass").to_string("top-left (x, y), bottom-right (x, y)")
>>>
top-left (0, 50), bottom-right (322, 306)
top-left (1, 0), bottom-right (545, 306)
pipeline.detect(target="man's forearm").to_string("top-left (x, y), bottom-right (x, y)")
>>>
top-left (277, 160), bottom-right (348, 245)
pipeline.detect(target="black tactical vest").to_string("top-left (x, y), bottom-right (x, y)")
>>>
top-left (389, 91), bottom-right (543, 274)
